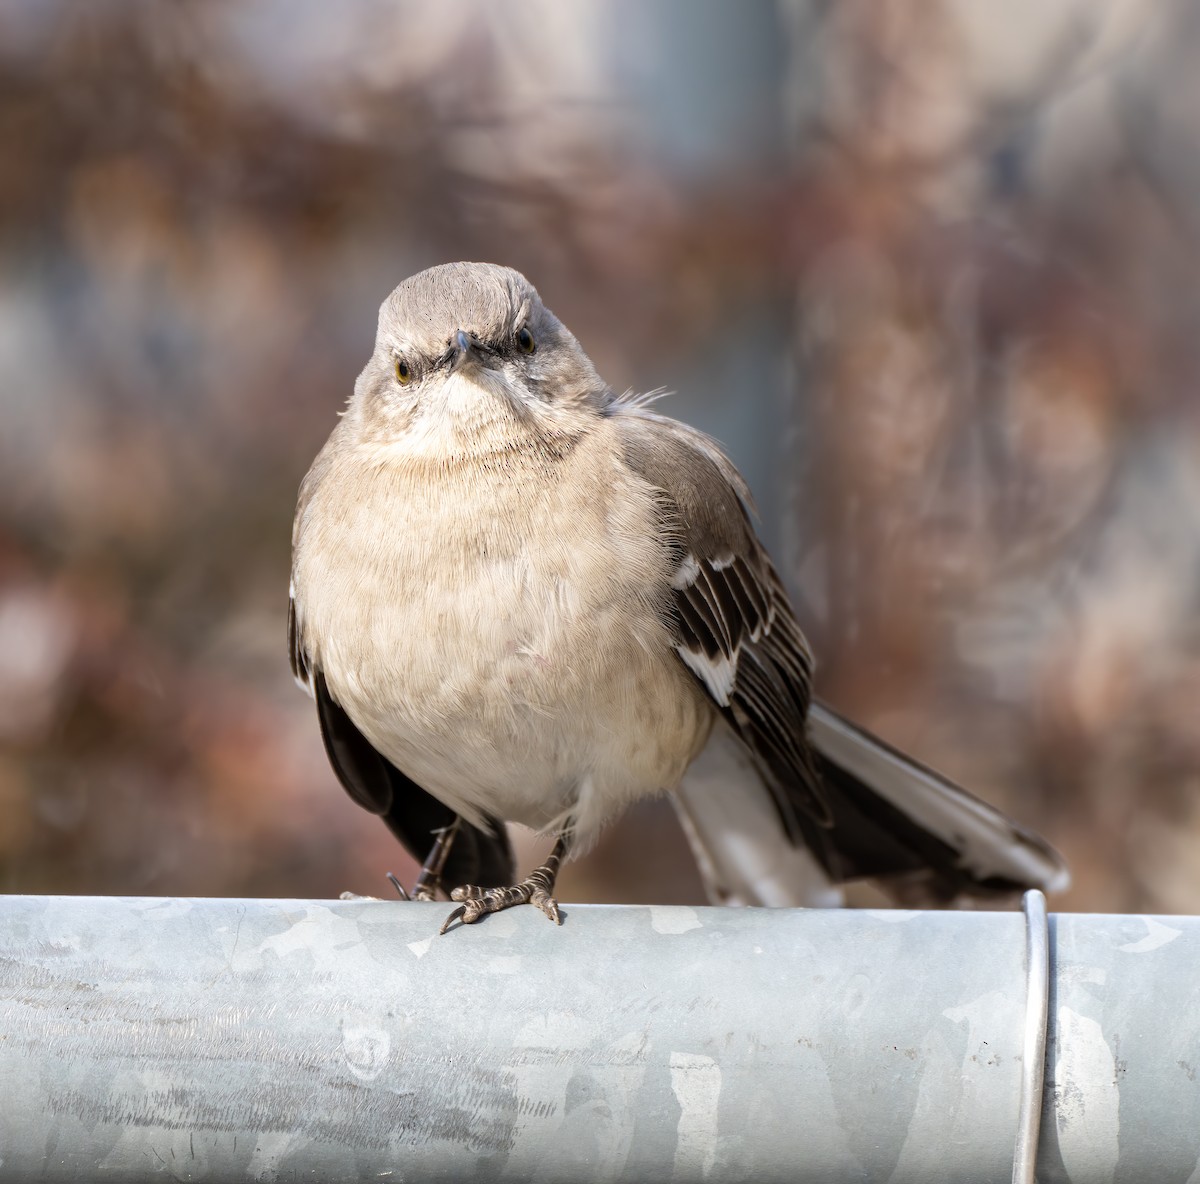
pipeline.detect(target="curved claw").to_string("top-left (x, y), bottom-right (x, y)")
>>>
top-left (439, 904), bottom-right (467, 935)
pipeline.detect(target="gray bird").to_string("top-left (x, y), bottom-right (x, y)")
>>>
top-left (289, 261), bottom-right (1068, 932)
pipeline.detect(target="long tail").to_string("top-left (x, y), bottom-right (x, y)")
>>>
top-left (674, 718), bottom-right (845, 908)
top-left (674, 702), bottom-right (1069, 908)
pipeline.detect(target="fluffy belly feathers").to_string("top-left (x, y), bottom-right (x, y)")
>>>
top-left (295, 439), bottom-right (712, 841)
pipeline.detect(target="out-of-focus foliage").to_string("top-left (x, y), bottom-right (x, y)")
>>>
top-left (788, 1), bottom-right (1200, 912)
top-left (1, 0), bottom-right (1196, 913)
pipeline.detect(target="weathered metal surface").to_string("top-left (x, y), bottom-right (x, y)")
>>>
top-left (0, 896), bottom-right (1195, 1182)
top-left (1039, 911), bottom-right (1200, 1184)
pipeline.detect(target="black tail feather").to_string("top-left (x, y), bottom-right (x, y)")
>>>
top-left (798, 701), bottom-right (1069, 903)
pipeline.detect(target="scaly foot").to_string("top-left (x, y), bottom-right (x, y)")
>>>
top-left (439, 831), bottom-right (570, 934)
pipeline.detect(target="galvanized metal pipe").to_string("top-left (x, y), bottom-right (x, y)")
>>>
top-left (1, 895), bottom-right (1197, 1182)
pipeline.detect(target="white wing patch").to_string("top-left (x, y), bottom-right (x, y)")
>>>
top-left (670, 551), bottom-right (773, 707)
top-left (671, 553), bottom-right (701, 590)
top-left (676, 643), bottom-right (736, 705)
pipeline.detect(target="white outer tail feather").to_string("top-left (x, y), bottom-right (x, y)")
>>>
top-left (673, 719), bottom-right (844, 908)
top-left (674, 705), bottom-right (1069, 908)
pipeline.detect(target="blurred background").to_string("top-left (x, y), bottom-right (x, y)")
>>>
top-left (1, 0), bottom-right (1197, 914)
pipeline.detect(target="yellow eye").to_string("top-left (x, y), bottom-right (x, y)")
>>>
top-left (516, 327), bottom-right (536, 355)
top-left (394, 358), bottom-right (412, 385)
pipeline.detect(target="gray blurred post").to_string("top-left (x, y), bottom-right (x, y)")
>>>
top-left (2, 895), bottom-right (1198, 1182)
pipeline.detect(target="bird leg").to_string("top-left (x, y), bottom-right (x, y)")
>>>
top-left (412, 818), bottom-right (462, 900)
top-left (385, 818), bottom-right (462, 902)
top-left (440, 829), bottom-right (571, 934)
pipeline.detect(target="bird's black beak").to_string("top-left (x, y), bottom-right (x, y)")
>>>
top-left (449, 329), bottom-right (487, 374)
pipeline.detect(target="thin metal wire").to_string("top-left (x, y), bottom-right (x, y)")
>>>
top-left (1013, 889), bottom-right (1050, 1184)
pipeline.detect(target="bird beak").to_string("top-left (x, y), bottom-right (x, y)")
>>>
top-left (449, 329), bottom-right (487, 374)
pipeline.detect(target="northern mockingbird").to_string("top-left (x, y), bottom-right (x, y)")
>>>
top-left (290, 261), bottom-right (1068, 932)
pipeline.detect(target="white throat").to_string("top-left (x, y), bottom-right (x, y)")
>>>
top-left (403, 370), bottom-right (532, 458)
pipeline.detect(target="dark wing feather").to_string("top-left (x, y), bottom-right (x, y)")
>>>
top-left (287, 595), bottom-right (309, 687)
top-left (313, 672), bottom-right (514, 889)
top-left (618, 410), bottom-right (831, 841)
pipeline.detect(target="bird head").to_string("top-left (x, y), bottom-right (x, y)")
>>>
top-left (349, 262), bottom-right (607, 455)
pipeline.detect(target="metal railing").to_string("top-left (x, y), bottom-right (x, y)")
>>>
top-left (1, 892), bottom-right (1195, 1182)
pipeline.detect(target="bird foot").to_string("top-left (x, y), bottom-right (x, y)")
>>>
top-left (439, 876), bottom-right (561, 934)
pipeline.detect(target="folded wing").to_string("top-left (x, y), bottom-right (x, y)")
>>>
top-left (615, 402), bottom-right (1068, 904)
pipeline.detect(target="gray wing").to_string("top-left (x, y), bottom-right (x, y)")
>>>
top-left (616, 407), bottom-right (831, 840)
top-left (615, 404), bottom-right (1070, 900)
